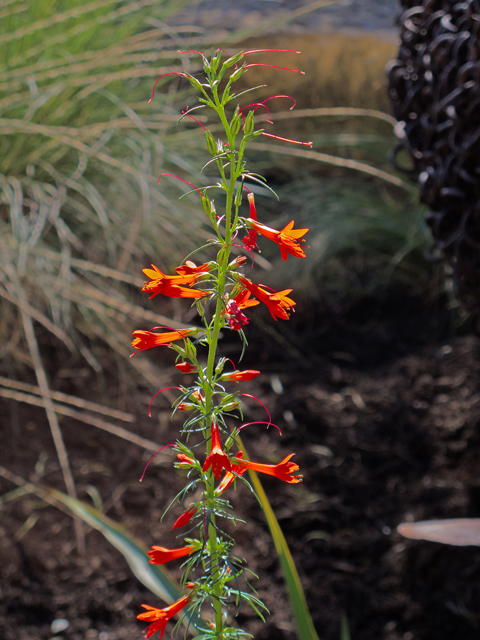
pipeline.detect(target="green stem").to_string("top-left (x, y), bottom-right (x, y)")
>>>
top-left (204, 294), bottom-right (226, 639)
top-left (201, 83), bottom-right (242, 639)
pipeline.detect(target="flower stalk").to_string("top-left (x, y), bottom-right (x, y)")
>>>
top-left (133, 49), bottom-right (310, 640)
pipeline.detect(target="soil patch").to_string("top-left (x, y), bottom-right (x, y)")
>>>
top-left (1, 297), bottom-right (480, 640)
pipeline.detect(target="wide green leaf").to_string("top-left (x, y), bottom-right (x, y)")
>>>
top-left (46, 487), bottom-right (206, 635)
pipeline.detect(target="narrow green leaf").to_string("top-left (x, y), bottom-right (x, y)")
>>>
top-left (341, 615), bottom-right (351, 640)
top-left (45, 487), bottom-right (205, 635)
top-left (237, 437), bottom-right (320, 640)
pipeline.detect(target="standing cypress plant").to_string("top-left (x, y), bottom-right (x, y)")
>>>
top-left (132, 48), bottom-right (312, 639)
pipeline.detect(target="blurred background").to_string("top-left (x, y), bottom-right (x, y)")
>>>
top-left (2, 2), bottom-right (480, 640)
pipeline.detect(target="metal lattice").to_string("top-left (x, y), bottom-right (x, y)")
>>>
top-left (388, 0), bottom-right (480, 326)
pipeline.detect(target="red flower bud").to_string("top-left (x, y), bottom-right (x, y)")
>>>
top-left (175, 362), bottom-right (197, 373)
top-left (173, 506), bottom-right (198, 529)
top-left (222, 370), bottom-right (261, 382)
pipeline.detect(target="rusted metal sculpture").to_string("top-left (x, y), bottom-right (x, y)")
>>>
top-left (388, 0), bottom-right (480, 327)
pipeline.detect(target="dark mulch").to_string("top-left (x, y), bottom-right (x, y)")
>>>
top-left (1, 291), bottom-right (480, 640)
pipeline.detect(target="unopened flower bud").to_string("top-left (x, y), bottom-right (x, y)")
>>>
top-left (205, 131), bottom-right (217, 155)
top-left (186, 74), bottom-right (204, 91)
top-left (230, 66), bottom-right (246, 82)
top-left (229, 256), bottom-right (247, 268)
top-left (202, 195), bottom-right (213, 217)
top-left (211, 54), bottom-right (221, 72)
top-left (230, 106), bottom-right (242, 136)
top-left (175, 362), bottom-right (197, 373)
top-left (221, 370), bottom-right (261, 382)
top-left (244, 111), bottom-right (255, 136)
top-left (223, 52), bottom-right (244, 69)
top-left (223, 400), bottom-right (242, 412)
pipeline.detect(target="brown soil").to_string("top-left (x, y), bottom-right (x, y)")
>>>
top-left (1, 294), bottom-right (480, 640)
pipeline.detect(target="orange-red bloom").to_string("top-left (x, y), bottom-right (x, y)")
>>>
top-left (137, 585), bottom-right (194, 638)
top-left (173, 506), bottom-right (197, 529)
top-left (176, 453), bottom-right (195, 465)
top-left (175, 260), bottom-right (211, 276)
top-left (222, 370), bottom-right (261, 382)
top-left (175, 362), bottom-right (197, 373)
top-left (248, 219), bottom-right (309, 261)
top-left (238, 277), bottom-right (295, 321)
top-left (148, 545), bottom-right (194, 565)
top-left (203, 421), bottom-right (232, 479)
top-left (232, 288), bottom-right (260, 310)
top-left (237, 453), bottom-right (302, 484)
top-left (142, 264), bottom-right (208, 299)
top-left (131, 328), bottom-right (196, 353)
top-left (217, 452), bottom-right (247, 494)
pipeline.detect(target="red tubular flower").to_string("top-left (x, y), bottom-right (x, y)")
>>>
top-left (237, 453), bottom-right (302, 484)
top-left (225, 300), bottom-right (249, 331)
top-left (173, 506), bottom-right (198, 529)
top-left (238, 277), bottom-right (295, 321)
top-left (248, 219), bottom-right (309, 261)
top-left (176, 453), bottom-right (195, 465)
top-left (222, 370), bottom-right (261, 382)
top-left (175, 260), bottom-right (211, 276)
top-left (233, 289), bottom-right (260, 310)
top-left (243, 193), bottom-right (258, 251)
top-left (131, 328), bottom-right (196, 353)
top-left (175, 362), bottom-right (197, 373)
top-left (148, 545), bottom-right (194, 565)
top-left (177, 402), bottom-right (195, 411)
top-left (144, 264), bottom-right (199, 285)
top-left (137, 585), bottom-right (194, 638)
top-left (203, 421), bottom-right (232, 480)
top-left (142, 264), bottom-right (208, 299)
top-left (217, 452), bottom-right (247, 494)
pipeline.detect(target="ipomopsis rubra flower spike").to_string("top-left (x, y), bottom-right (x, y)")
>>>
top-left (203, 421), bottom-right (232, 479)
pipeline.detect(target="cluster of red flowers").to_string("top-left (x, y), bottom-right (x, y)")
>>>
top-left (132, 47), bottom-right (311, 640)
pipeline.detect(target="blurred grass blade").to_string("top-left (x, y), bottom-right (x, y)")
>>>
top-left (45, 487), bottom-right (205, 635)
top-left (398, 519), bottom-right (480, 546)
top-left (341, 615), bottom-right (351, 640)
top-left (248, 142), bottom-right (415, 193)
top-left (237, 437), bottom-right (320, 640)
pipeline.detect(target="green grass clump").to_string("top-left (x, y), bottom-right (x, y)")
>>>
top-left (0, 0), bottom-right (220, 388)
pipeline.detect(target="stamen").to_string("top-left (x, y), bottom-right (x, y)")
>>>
top-left (261, 95), bottom-right (297, 111)
top-left (177, 49), bottom-right (208, 64)
top-left (158, 173), bottom-right (203, 196)
top-left (243, 102), bottom-right (273, 124)
top-left (238, 421), bottom-right (282, 435)
top-left (244, 63), bottom-right (305, 74)
top-left (182, 106), bottom-right (207, 131)
top-left (140, 444), bottom-right (176, 481)
top-left (149, 386), bottom-right (181, 416)
top-left (148, 72), bottom-right (188, 102)
top-left (240, 393), bottom-right (272, 427)
top-left (243, 49), bottom-right (301, 55)
top-left (262, 132), bottom-right (313, 147)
